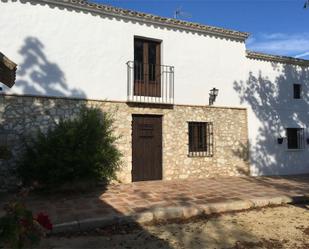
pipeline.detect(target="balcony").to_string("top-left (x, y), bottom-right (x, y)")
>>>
top-left (127, 61), bottom-right (174, 105)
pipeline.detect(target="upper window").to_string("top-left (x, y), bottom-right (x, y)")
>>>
top-left (286, 128), bottom-right (305, 150)
top-left (293, 84), bottom-right (301, 99)
top-left (188, 122), bottom-right (213, 157)
top-left (133, 37), bottom-right (161, 97)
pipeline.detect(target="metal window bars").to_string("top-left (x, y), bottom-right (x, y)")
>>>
top-left (287, 128), bottom-right (305, 149)
top-left (188, 122), bottom-right (214, 157)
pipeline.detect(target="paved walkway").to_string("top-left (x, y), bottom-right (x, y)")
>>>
top-left (5, 175), bottom-right (309, 233)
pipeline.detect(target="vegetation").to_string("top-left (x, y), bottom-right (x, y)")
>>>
top-left (0, 201), bottom-right (52, 249)
top-left (17, 106), bottom-right (121, 190)
top-left (0, 145), bottom-right (11, 160)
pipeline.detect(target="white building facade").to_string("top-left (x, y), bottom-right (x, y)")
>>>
top-left (0, 0), bottom-right (308, 188)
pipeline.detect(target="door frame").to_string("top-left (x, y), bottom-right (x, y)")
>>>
top-left (131, 114), bottom-right (163, 182)
top-left (133, 37), bottom-right (162, 97)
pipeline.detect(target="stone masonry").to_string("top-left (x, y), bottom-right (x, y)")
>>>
top-left (0, 94), bottom-right (249, 191)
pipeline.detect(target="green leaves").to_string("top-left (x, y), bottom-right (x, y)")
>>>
top-left (0, 202), bottom-right (46, 249)
top-left (17, 106), bottom-right (121, 190)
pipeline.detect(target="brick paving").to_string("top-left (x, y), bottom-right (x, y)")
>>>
top-left (3, 175), bottom-right (309, 230)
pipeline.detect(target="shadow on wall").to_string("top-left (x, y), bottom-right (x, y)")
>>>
top-left (233, 63), bottom-right (309, 175)
top-left (232, 141), bottom-right (250, 175)
top-left (15, 37), bottom-right (86, 98)
top-left (0, 36), bottom-right (88, 191)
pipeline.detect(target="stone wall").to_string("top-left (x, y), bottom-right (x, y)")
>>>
top-left (0, 94), bottom-right (249, 191)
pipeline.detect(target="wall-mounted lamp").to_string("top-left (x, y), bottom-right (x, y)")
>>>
top-left (307, 138), bottom-right (309, 145)
top-left (277, 137), bottom-right (284, 144)
top-left (209, 88), bottom-right (219, 106)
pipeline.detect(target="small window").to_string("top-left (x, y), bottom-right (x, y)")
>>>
top-left (188, 122), bottom-right (213, 157)
top-left (293, 84), bottom-right (301, 99)
top-left (286, 128), bottom-right (305, 150)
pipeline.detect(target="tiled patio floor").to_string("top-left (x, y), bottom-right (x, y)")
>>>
top-left (2, 175), bottom-right (309, 228)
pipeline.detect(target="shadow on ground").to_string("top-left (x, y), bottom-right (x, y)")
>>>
top-left (22, 174), bottom-right (309, 248)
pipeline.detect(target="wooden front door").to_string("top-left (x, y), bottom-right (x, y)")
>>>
top-left (132, 115), bottom-right (162, 181)
top-left (134, 38), bottom-right (161, 97)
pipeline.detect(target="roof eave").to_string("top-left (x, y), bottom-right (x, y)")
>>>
top-left (25, 0), bottom-right (249, 41)
top-left (246, 50), bottom-right (309, 67)
top-left (0, 52), bottom-right (17, 88)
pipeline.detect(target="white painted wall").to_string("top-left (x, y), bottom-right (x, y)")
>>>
top-left (0, 1), bottom-right (246, 105)
top-left (0, 0), bottom-right (308, 175)
top-left (240, 59), bottom-right (309, 175)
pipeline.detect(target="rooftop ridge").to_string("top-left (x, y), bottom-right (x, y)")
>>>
top-left (0, 52), bottom-right (17, 88)
top-left (0, 52), bottom-right (17, 70)
top-left (6, 0), bottom-right (250, 41)
top-left (246, 50), bottom-right (309, 67)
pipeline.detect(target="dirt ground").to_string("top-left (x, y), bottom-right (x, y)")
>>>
top-left (41, 204), bottom-right (309, 249)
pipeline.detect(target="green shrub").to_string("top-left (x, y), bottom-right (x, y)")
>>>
top-left (0, 145), bottom-right (11, 160)
top-left (0, 201), bottom-right (52, 249)
top-left (17, 106), bottom-right (121, 189)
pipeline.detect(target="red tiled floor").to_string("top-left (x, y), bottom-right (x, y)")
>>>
top-left (3, 175), bottom-right (308, 225)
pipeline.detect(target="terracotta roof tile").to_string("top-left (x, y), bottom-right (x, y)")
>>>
top-left (18, 0), bottom-right (250, 41)
top-left (0, 52), bottom-right (17, 88)
top-left (246, 50), bottom-right (309, 67)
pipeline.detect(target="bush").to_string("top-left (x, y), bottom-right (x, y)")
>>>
top-left (17, 106), bottom-right (121, 189)
top-left (0, 201), bottom-right (52, 249)
top-left (0, 145), bottom-right (11, 160)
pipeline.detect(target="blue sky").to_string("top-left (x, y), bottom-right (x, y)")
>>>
top-left (91, 0), bottom-right (309, 59)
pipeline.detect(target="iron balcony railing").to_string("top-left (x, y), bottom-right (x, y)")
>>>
top-left (127, 61), bottom-right (174, 104)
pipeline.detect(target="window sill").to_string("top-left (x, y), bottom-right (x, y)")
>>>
top-left (188, 153), bottom-right (213, 158)
top-left (286, 149), bottom-right (306, 152)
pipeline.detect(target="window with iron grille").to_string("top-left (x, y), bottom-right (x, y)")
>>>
top-left (188, 122), bottom-right (213, 157)
top-left (286, 128), bottom-right (305, 150)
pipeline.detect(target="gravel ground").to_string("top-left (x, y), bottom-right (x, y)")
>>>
top-left (41, 204), bottom-right (309, 249)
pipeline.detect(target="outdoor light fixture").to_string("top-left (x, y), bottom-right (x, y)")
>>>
top-left (277, 137), bottom-right (284, 144)
top-left (209, 87), bottom-right (219, 106)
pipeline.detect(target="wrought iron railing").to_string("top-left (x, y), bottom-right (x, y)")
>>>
top-left (127, 61), bottom-right (174, 104)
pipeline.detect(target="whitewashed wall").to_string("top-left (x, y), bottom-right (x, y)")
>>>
top-left (0, 0), bottom-right (308, 176)
top-left (240, 59), bottom-right (309, 175)
top-left (0, 1), bottom-right (246, 106)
